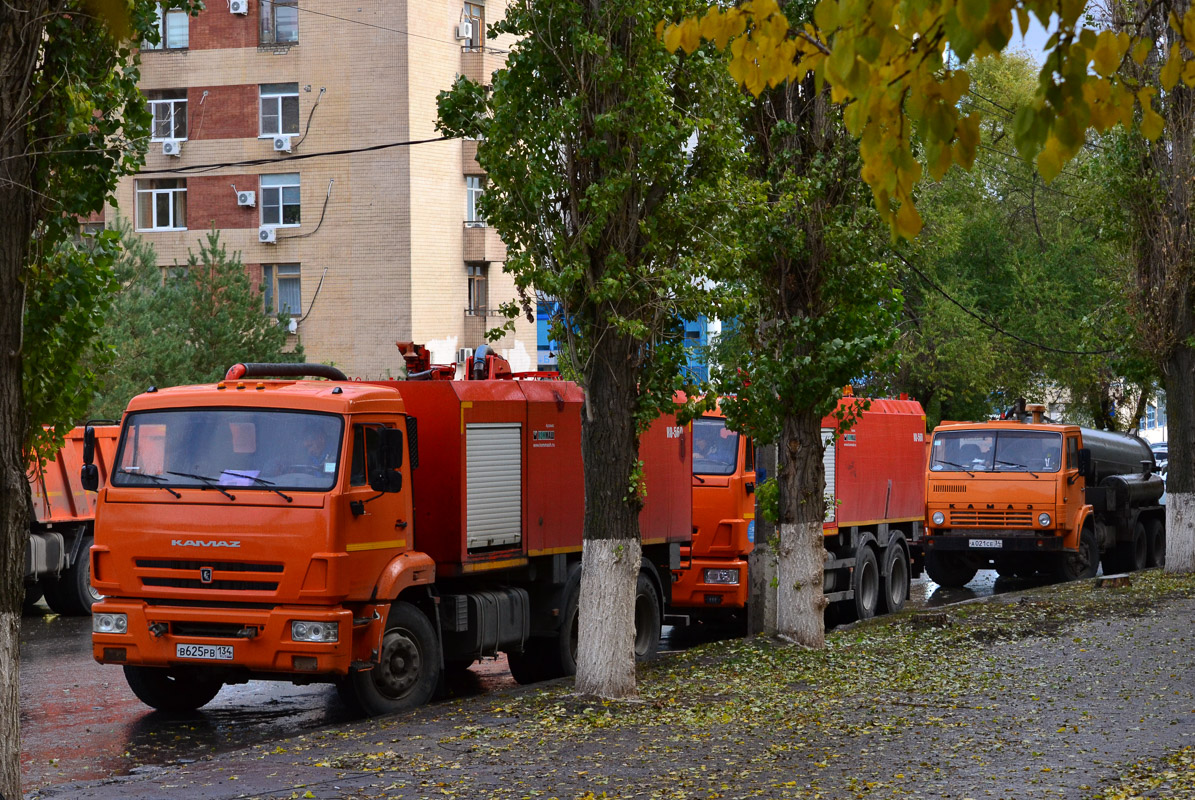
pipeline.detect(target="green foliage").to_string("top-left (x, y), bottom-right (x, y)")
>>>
top-left (437, 0), bottom-right (745, 460)
top-left (755, 476), bottom-right (779, 524)
top-left (87, 221), bottom-right (303, 418)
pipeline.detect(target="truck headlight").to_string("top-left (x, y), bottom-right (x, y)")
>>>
top-left (93, 613), bottom-right (127, 634)
top-left (931, 511), bottom-right (946, 526)
top-left (1038, 513), bottom-right (1051, 527)
top-left (703, 568), bottom-right (739, 585)
top-left (291, 620), bottom-right (338, 643)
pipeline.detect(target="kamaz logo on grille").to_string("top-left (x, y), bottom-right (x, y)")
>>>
top-left (199, 567), bottom-right (213, 583)
top-left (171, 539), bottom-right (241, 548)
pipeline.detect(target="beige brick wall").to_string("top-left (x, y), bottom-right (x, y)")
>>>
top-left (111, 0), bottom-right (533, 379)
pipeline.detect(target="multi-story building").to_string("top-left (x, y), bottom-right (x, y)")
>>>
top-left (109, 0), bottom-right (533, 377)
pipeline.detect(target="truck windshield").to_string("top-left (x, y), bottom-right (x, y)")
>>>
top-left (931, 429), bottom-right (1063, 474)
top-left (693, 417), bottom-right (739, 476)
top-left (112, 409), bottom-right (344, 491)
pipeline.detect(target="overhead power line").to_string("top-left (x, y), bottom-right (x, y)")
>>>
top-left (140, 136), bottom-right (452, 175)
top-left (896, 253), bottom-right (1114, 356)
top-left (288, 4), bottom-right (509, 53)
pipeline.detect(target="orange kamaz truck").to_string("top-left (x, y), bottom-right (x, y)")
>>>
top-left (25, 425), bottom-right (118, 614)
top-left (671, 393), bottom-right (928, 623)
top-left (83, 347), bottom-right (689, 715)
top-left (924, 400), bottom-right (1165, 586)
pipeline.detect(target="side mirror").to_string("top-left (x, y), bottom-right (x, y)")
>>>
top-left (370, 428), bottom-right (405, 493)
top-left (82, 425), bottom-right (96, 465)
top-left (1077, 448), bottom-right (1093, 480)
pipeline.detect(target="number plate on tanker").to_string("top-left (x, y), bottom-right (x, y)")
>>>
top-left (176, 643), bottom-right (233, 661)
top-left (969, 539), bottom-right (1003, 549)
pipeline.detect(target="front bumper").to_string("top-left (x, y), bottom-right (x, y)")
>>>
top-left (924, 531), bottom-right (1065, 552)
top-left (92, 599), bottom-right (354, 676)
top-left (671, 557), bottom-right (749, 609)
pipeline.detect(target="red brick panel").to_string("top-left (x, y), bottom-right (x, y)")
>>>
top-left (188, 85), bottom-right (258, 140)
top-left (190, 5), bottom-right (260, 51)
top-left (188, 174), bottom-right (260, 230)
top-left (245, 263), bottom-right (263, 294)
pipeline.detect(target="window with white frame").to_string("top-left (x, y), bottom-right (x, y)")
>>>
top-left (143, 3), bottom-right (189, 50)
top-left (148, 90), bottom-right (187, 140)
top-left (135, 178), bottom-right (186, 231)
top-left (261, 173), bottom-right (300, 227)
top-left (260, 83), bottom-right (300, 136)
top-left (463, 2), bottom-right (484, 49)
top-left (466, 176), bottom-right (485, 226)
top-left (260, 0), bottom-right (298, 44)
top-left (466, 263), bottom-right (487, 316)
top-left (1146, 403), bottom-right (1156, 429)
top-left (263, 264), bottom-right (301, 317)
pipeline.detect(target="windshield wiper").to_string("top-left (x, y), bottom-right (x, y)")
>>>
top-left (116, 468), bottom-right (182, 498)
top-left (221, 471), bottom-right (293, 503)
top-left (936, 460), bottom-right (975, 477)
top-left (994, 459), bottom-right (1038, 478)
top-left (165, 471), bottom-right (237, 501)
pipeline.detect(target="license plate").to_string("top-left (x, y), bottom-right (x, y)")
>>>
top-left (176, 643), bottom-right (233, 661)
top-left (969, 539), bottom-right (1003, 549)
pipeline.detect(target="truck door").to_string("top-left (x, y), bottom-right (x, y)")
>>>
top-left (341, 420), bottom-right (412, 597)
top-left (1063, 434), bottom-right (1083, 528)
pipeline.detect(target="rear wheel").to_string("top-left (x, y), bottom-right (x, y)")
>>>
top-left (44, 532), bottom-right (101, 616)
top-left (338, 601), bottom-right (440, 716)
top-left (852, 546), bottom-right (881, 620)
top-left (633, 572), bottom-right (662, 660)
top-left (509, 573), bottom-right (581, 685)
top-left (1057, 526), bottom-right (1099, 582)
top-left (1146, 518), bottom-right (1166, 568)
top-left (925, 550), bottom-right (978, 588)
top-left (880, 541), bottom-right (909, 615)
top-left (124, 666), bottom-right (222, 712)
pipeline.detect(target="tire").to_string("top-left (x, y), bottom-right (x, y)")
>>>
top-left (925, 550), bottom-right (978, 588)
top-left (879, 541), bottom-right (909, 615)
top-left (124, 666), bottom-right (222, 712)
top-left (633, 572), bottom-right (662, 661)
top-left (1106, 522), bottom-right (1148, 574)
top-left (1056, 525), bottom-right (1099, 582)
top-left (1146, 518), bottom-right (1166, 568)
top-left (44, 532), bottom-right (101, 616)
top-left (852, 546), bottom-right (881, 620)
top-left (507, 640), bottom-right (552, 685)
top-left (338, 601), bottom-right (441, 716)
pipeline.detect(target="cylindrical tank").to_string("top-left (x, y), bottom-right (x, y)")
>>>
top-left (1100, 473), bottom-right (1165, 509)
top-left (1080, 428), bottom-right (1156, 484)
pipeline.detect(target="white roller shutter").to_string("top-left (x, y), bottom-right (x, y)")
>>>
top-left (466, 423), bottom-right (523, 549)
top-left (822, 428), bottom-right (836, 523)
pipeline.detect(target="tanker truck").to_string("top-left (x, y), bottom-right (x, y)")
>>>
top-left (83, 347), bottom-right (689, 715)
top-left (923, 400), bottom-right (1165, 586)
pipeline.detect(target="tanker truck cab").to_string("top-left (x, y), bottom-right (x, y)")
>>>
top-left (90, 374), bottom-right (430, 714)
top-left (924, 403), bottom-right (1165, 587)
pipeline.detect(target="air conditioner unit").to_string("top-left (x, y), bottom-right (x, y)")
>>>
top-left (273, 135), bottom-right (293, 153)
top-left (457, 347), bottom-right (473, 363)
top-left (236, 190), bottom-right (256, 207)
top-left (465, 220), bottom-right (485, 228)
top-left (286, 317), bottom-right (298, 334)
top-left (456, 20), bottom-right (473, 40)
top-left (229, 0), bottom-right (248, 14)
top-left (161, 139), bottom-right (182, 157)
top-left (258, 226), bottom-right (277, 244)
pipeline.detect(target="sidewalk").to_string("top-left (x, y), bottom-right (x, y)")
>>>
top-left (28, 571), bottom-right (1195, 800)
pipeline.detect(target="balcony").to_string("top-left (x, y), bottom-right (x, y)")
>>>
top-left (462, 139), bottom-right (482, 174)
top-left (462, 312), bottom-right (488, 348)
top-left (461, 47), bottom-right (506, 85)
top-left (463, 223), bottom-right (506, 262)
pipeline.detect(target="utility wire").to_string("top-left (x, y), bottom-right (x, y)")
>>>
top-left (288, 4), bottom-right (509, 53)
top-left (896, 253), bottom-right (1114, 356)
top-left (140, 135), bottom-right (451, 175)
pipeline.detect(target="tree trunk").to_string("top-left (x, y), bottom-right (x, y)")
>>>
top-left (774, 409), bottom-right (828, 646)
top-left (747, 443), bottom-right (777, 636)
top-left (1165, 343), bottom-right (1195, 572)
top-left (575, 334), bottom-right (642, 698)
top-left (0, 3), bottom-right (46, 794)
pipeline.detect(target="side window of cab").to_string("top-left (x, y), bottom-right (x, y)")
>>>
top-left (350, 425), bottom-right (385, 487)
top-left (1065, 436), bottom-right (1079, 471)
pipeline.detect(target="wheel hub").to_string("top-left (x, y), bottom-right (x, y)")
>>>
top-left (375, 630), bottom-right (421, 699)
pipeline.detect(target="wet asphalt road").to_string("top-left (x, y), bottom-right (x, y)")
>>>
top-left (18, 570), bottom-right (1034, 794)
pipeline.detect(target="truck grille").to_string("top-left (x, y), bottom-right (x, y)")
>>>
top-left (949, 510), bottom-right (1033, 527)
top-left (142, 577), bottom-right (279, 591)
top-left (932, 484), bottom-right (968, 493)
top-left (134, 559), bottom-right (283, 592)
top-left (135, 559), bottom-right (283, 573)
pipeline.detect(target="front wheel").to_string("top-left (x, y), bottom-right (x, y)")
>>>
top-left (925, 550), bottom-right (978, 588)
top-left (44, 532), bottom-right (101, 616)
top-left (1056, 526), bottom-right (1099, 582)
top-left (633, 572), bottom-right (662, 661)
top-left (338, 601), bottom-right (440, 716)
top-left (124, 666), bottom-right (222, 712)
top-left (1146, 518), bottom-right (1166, 568)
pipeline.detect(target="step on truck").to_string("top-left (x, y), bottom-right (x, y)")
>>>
top-left (83, 346), bottom-right (690, 715)
top-left (671, 392), bottom-right (928, 623)
top-left (25, 425), bottom-right (118, 615)
top-left (924, 400), bottom-right (1165, 586)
